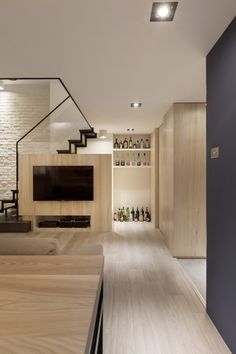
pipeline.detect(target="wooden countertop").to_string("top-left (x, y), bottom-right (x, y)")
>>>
top-left (0, 256), bottom-right (104, 354)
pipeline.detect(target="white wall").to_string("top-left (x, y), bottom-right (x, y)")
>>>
top-left (113, 168), bottom-right (151, 211)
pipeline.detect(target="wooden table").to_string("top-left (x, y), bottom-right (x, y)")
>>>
top-left (0, 256), bottom-right (103, 354)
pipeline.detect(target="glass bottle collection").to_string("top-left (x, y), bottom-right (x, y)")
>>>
top-left (114, 152), bottom-right (150, 166)
top-left (113, 206), bottom-right (151, 222)
top-left (114, 137), bottom-right (150, 149)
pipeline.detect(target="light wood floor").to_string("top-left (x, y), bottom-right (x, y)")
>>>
top-left (0, 224), bottom-right (231, 354)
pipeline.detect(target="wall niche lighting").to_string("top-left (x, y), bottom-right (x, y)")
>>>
top-left (99, 129), bottom-right (107, 139)
top-left (150, 2), bottom-right (178, 22)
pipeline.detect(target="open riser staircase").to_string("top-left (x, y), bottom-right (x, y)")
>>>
top-left (0, 78), bottom-right (97, 219)
top-left (57, 128), bottom-right (97, 154)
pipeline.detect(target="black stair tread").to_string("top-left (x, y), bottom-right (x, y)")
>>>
top-left (0, 199), bottom-right (15, 203)
top-left (85, 133), bottom-right (97, 138)
top-left (74, 142), bottom-right (86, 147)
top-left (11, 189), bottom-right (18, 193)
top-left (68, 139), bottom-right (82, 143)
top-left (79, 128), bottom-right (94, 133)
top-left (57, 150), bottom-right (71, 154)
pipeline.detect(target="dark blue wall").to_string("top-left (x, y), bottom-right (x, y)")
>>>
top-left (207, 16), bottom-right (236, 353)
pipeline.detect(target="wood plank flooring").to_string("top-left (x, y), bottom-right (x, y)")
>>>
top-left (0, 224), bottom-right (231, 354)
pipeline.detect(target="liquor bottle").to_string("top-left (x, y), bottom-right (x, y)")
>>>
top-left (132, 153), bottom-right (136, 166)
top-left (123, 138), bottom-right (128, 149)
top-left (143, 153), bottom-right (146, 166)
top-left (139, 207), bottom-right (144, 222)
top-left (136, 140), bottom-right (140, 149)
top-left (118, 208), bottom-right (121, 221)
top-left (120, 207), bottom-right (124, 222)
top-left (122, 207), bottom-right (127, 221)
top-left (121, 153), bottom-right (125, 166)
top-left (137, 153), bottom-right (141, 166)
top-left (126, 153), bottom-right (130, 166)
top-left (129, 137), bottom-right (133, 149)
top-left (133, 141), bottom-right (137, 149)
top-left (126, 207), bottom-right (131, 221)
top-left (145, 207), bottom-right (151, 222)
top-left (113, 211), bottom-right (118, 221)
top-left (140, 138), bottom-right (144, 149)
top-left (145, 139), bottom-right (150, 149)
top-left (134, 207), bottom-right (139, 222)
top-left (114, 138), bottom-right (119, 149)
top-left (146, 153), bottom-right (150, 166)
top-left (131, 207), bottom-right (135, 221)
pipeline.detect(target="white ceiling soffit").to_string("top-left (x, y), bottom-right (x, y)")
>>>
top-left (0, 1), bottom-right (235, 133)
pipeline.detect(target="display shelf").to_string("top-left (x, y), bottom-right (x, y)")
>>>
top-left (113, 148), bottom-right (151, 152)
top-left (113, 166), bottom-right (151, 169)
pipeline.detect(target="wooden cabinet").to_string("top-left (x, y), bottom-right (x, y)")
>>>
top-left (159, 103), bottom-right (206, 257)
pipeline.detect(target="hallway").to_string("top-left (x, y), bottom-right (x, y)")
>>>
top-left (1, 225), bottom-right (230, 354)
top-left (102, 223), bottom-right (229, 354)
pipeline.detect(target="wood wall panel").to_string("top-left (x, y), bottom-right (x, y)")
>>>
top-left (174, 104), bottom-right (206, 257)
top-left (159, 103), bottom-right (206, 257)
top-left (159, 107), bottom-right (174, 249)
top-left (151, 128), bottom-right (159, 228)
top-left (19, 154), bottom-right (112, 232)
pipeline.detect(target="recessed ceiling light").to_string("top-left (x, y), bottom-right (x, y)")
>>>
top-left (127, 128), bottom-right (135, 132)
top-left (131, 102), bottom-right (142, 108)
top-left (150, 2), bottom-right (178, 22)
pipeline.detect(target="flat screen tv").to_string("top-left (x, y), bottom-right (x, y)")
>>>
top-left (33, 166), bottom-right (94, 201)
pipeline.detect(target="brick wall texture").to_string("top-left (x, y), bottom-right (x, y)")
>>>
top-left (0, 84), bottom-right (50, 199)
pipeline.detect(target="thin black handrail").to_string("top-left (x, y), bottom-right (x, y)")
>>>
top-left (0, 77), bottom-right (93, 219)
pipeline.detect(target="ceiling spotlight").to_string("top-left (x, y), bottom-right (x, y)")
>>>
top-left (131, 102), bottom-right (142, 108)
top-left (127, 128), bottom-right (135, 132)
top-left (150, 2), bottom-right (178, 22)
top-left (99, 129), bottom-right (107, 139)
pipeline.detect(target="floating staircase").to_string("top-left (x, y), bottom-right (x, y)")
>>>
top-left (57, 128), bottom-right (97, 154)
top-left (0, 189), bottom-right (18, 216)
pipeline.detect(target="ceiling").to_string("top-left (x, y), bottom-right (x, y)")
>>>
top-left (0, 1), bottom-right (235, 133)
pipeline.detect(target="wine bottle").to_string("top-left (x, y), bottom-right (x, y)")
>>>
top-left (140, 138), bottom-right (144, 149)
top-left (143, 153), bottom-right (146, 166)
top-left (131, 207), bottom-right (135, 221)
top-left (114, 138), bottom-right (119, 149)
top-left (145, 207), bottom-right (151, 222)
top-left (123, 138), bottom-right (128, 149)
top-left (120, 207), bottom-right (125, 222)
top-left (133, 141), bottom-right (137, 149)
top-left (126, 207), bottom-right (131, 222)
top-left (134, 207), bottom-right (139, 222)
top-left (145, 139), bottom-right (150, 149)
top-left (129, 137), bottom-right (133, 149)
top-left (139, 207), bottom-right (144, 222)
top-left (137, 153), bottom-right (141, 166)
top-left (132, 153), bottom-right (136, 166)
top-left (126, 153), bottom-right (130, 166)
top-left (118, 208), bottom-right (121, 221)
top-left (113, 211), bottom-right (118, 221)
top-left (136, 140), bottom-right (140, 149)
top-left (119, 140), bottom-right (123, 149)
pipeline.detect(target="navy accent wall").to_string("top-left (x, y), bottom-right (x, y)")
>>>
top-left (207, 16), bottom-right (236, 353)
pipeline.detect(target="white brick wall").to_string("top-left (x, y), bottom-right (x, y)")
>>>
top-left (0, 84), bottom-right (50, 199)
